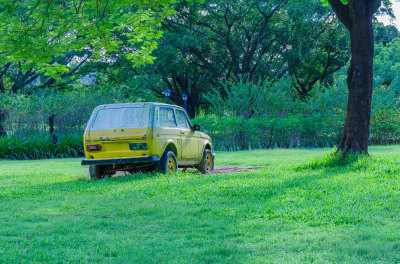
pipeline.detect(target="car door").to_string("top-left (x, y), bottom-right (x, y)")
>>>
top-left (175, 109), bottom-right (199, 160)
top-left (156, 107), bottom-right (181, 157)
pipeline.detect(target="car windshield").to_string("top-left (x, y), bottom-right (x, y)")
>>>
top-left (90, 106), bottom-right (150, 130)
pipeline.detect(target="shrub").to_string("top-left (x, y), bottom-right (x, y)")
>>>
top-left (205, 75), bottom-right (296, 118)
top-left (193, 115), bottom-right (344, 151)
top-left (0, 132), bottom-right (83, 160)
top-left (0, 88), bottom-right (127, 137)
top-left (199, 73), bottom-right (400, 150)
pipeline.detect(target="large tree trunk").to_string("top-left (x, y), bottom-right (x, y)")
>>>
top-left (338, 13), bottom-right (374, 154)
top-left (328, 0), bottom-right (381, 154)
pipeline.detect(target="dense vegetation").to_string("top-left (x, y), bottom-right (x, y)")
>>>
top-left (0, 0), bottom-right (399, 158)
top-left (2, 147), bottom-right (400, 263)
top-left (1, 63), bottom-right (400, 159)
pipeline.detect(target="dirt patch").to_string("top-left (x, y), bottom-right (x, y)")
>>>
top-left (106, 165), bottom-right (263, 178)
top-left (211, 165), bottom-right (264, 174)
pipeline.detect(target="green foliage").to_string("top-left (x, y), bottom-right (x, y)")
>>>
top-left (0, 86), bottom-right (151, 136)
top-left (56, 133), bottom-right (86, 158)
top-left (371, 42), bottom-right (400, 145)
top-left (0, 132), bottom-right (83, 160)
top-left (194, 114), bottom-right (342, 151)
top-left (320, 0), bottom-right (352, 7)
top-left (374, 38), bottom-right (400, 89)
top-left (370, 109), bottom-right (400, 145)
top-left (374, 23), bottom-right (399, 44)
top-left (0, 0), bottom-right (181, 79)
top-left (200, 68), bottom-right (400, 150)
top-left (287, 0), bottom-right (350, 97)
top-left (200, 75), bottom-right (347, 150)
top-left (140, 0), bottom-right (350, 115)
top-left (205, 76), bottom-right (294, 118)
top-left (0, 85), bottom-right (161, 159)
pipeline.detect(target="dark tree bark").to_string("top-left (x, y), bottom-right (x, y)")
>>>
top-left (0, 108), bottom-right (6, 137)
top-left (328, 0), bottom-right (381, 154)
top-left (48, 114), bottom-right (58, 153)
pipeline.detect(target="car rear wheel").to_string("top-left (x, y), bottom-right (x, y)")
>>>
top-left (157, 151), bottom-right (178, 174)
top-left (89, 164), bottom-right (106, 180)
top-left (198, 149), bottom-right (214, 174)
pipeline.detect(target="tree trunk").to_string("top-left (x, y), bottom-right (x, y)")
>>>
top-left (338, 15), bottom-right (374, 154)
top-left (0, 108), bottom-right (6, 137)
top-left (186, 101), bottom-right (196, 119)
top-left (328, 0), bottom-right (381, 155)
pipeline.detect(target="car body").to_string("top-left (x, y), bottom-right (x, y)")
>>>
top-left (81, 102), bottom-right (214, 179)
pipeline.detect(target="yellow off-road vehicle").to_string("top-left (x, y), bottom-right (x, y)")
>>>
top-left (81, 102), bottom-right (214, 179)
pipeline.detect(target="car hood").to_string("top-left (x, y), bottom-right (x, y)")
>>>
top-left (199, 132), bottom-right (211, 140)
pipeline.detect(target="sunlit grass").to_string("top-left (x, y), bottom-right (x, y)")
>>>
top-left (214, 148), bottom-right (331, 167)
top-left (1, 146), bottom-right (400, 263)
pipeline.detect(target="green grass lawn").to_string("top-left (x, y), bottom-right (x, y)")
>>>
top-left (1, 146), bottom-right (400, 263)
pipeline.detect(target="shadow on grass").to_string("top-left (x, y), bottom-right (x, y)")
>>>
top-left (4, 159), bottom-right (336, 202)
top-left (0, 170), bottom-right (164, 199)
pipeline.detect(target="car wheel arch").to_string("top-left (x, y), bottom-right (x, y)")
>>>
top-left (163, 142), bottom-right (178, 157)
top-left (201, 142), bottom-right (212, 155)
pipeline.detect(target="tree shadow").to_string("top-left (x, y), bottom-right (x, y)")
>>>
top-left (2, 170), bottom-right (162, 200)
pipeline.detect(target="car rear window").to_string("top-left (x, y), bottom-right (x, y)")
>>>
top-left (90, 107), bottom-right (150, 130)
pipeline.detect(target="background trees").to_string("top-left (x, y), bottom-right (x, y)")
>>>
top-left (0, 0), bottom-right (351, 100)
top-left (284, 0), bottom-right (350, 98)
top-left (139, 0), bottom-right (351, 117)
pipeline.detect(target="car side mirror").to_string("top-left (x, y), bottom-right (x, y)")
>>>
top-left (193, 124), bottom-right (201, 131)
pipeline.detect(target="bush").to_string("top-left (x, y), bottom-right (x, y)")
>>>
top-left (0, 87), bottom-right (128, 137)
top-left (370, 109), bottom-right (400, 145)
top-left (194, 114), bottom-right (344, 151)
top-left (205, 75), bottom-right (296, 118)
top-left (0, 132), bottom-right (84, 160)
top-left (199, 73), bottom-right (400, 150)
top-left (198, 75), bottom-right (348, 150)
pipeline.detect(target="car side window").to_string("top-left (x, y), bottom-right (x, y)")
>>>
top-left (176, 110), bottom-right (190, 129)
top-left (160, 108), bottom-right (177, 128)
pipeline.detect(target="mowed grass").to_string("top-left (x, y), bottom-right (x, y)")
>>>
top-left (1, 146), bottom-right (400, 263)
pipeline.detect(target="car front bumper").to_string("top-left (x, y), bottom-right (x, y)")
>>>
top-left (81, 155), bottom-right (160, 166)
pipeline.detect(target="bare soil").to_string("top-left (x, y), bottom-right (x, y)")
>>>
top-left (210, 165), bottom-right (263, 174)
top-left (109, 165), bottom-right (262, 177)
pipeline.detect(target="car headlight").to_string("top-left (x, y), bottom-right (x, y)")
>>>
top-left (129, 143), bottom-right (148, 150)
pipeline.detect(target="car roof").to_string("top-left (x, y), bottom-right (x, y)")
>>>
top-left (96, 102), bottom-right (185, 110)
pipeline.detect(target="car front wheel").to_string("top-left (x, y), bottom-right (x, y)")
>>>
top-left (198, 149), bottom-right (214, 174)
top-left (157, 151), bottom-right (178, 174)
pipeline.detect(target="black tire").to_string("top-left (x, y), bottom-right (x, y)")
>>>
top-left (89, 164), bottom-right (106, 180)
top-left (198, 149), bottom-right (214, 174)
top-left (157, 151), bottom-right (178, 174)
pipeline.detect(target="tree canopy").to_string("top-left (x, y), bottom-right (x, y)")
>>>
top-left (0, 0), bottom-right (180, 78)
top-left (133, 0), bottom-right (351, 117)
